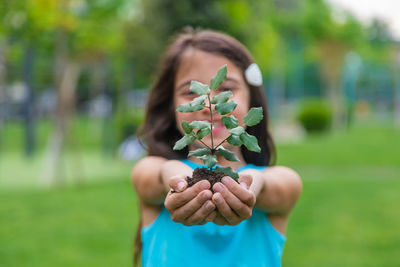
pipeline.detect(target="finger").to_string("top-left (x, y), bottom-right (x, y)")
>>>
top-left (213, 214), bottom-right (230, 225)
top-left (165, 180), bottom-right (211, 210)
top-left (212, 192), bottom-right (240, 225)
top-left (170, 190), bottom-right (212, 223)
top-left (169, 175), bottom-right (188, 192)
top-left (184, 200), bottom-right (216, 225)
top-left (213, 182), bottom-right (253, 219)
top-left (238, 174), bottom-right (253, 190)
top-left (204, 210), bottom-right (218, 223)
top-left (221, 176), bottom-right (256, 207)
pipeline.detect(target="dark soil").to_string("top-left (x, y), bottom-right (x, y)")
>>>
top-left (186, 168), bottom-right (225, 189)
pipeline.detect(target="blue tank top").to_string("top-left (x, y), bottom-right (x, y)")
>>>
top-left (141, 160), bottom-right (286, 267)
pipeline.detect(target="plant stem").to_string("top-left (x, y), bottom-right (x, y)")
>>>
top-left (214, 136), bottom-right (229, 150)
top-left (191, 133), bottom-right (212, 150)
top-left (207, 93), bottom-right (214, 150)
top-left (198, 139), bottom-right (212, 150)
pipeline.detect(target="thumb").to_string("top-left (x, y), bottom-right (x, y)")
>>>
top-left (238, 174), bottom-right (253, 190)
top-left (169, 175), bottom-right (188, 192)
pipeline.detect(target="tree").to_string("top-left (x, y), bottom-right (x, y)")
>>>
top-left (124, 0), bottom-right (229, 88)
top-left (300, 0), bottom-right (364, 129)
top-left (1, 0), bottom-right (133, 185)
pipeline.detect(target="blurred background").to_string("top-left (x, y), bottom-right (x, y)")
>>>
top-left (0, 0), bottom-right (399, 266)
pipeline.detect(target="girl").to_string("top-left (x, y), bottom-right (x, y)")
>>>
top-left (132, 28), bottom-right (302, 267)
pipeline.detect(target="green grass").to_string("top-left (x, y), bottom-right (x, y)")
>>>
top-left (277, 124), bottom-right (400, 166)
top-left (276, 123), bottom-right (400, 266)
top-left (282, 168), bottom-right (400, 267)
top-left (0, 151), bottom-right (133, 189)
top-left (0, 180), bottom-right (139, 267)
top-left (0, 119), bottom-right (399, 266)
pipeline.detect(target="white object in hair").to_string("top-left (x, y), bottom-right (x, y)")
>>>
top-left (245, 63), bottom-right (263, 86)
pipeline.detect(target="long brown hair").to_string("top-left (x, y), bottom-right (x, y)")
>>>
top-left (134, 27), bottom-right (276, 265)
top-left (140, 27), bottom-right (275, 165)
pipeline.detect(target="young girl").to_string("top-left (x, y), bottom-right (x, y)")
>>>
top-left (132, 28), bottom-right (302, 267)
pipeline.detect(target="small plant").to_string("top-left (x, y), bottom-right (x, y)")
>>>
top-left (173, 65), bottom-right (263, 186)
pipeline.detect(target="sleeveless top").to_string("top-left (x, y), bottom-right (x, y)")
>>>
top-left (141, 160), bottom-right (286, 267)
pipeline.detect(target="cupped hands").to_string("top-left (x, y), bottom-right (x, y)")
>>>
top-left (164, 174), bottom-right (255, 226)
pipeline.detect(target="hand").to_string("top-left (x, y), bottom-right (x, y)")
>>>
top-left (211, 174), bottom-right (256, 225)
top-left (164, 176), bottom-right (218, 226)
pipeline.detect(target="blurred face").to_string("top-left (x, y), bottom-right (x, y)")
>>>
top-left (174, 49), bottom-right (250, 150)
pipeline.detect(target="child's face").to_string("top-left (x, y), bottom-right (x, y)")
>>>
top-left (174, 49), bottom-right (250, 149)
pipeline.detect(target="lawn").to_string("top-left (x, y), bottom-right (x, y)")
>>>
top-left (0, 119), bottom-right (399, 266)
top-left (0, 179), bottom-right (138, 267)
top-left (278, 122), bottom-right (400, 266)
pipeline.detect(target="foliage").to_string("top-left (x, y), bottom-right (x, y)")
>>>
top-left (124, 0), bottom-right (229, 87)
top-left (0, 0), bottom-right (133, 91)
top-left (297, 98), bottom-right (332, 134)
top-left (173, 65), bottom-right (263, 179)
top-left (2, 0), bottom-right (398, 101)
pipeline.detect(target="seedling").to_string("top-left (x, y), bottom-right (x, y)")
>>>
top-left (173, 65), bottom-right (263, 185)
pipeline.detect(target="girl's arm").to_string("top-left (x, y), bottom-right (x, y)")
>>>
top-left (131, 157), bottom-right (195, 204)
top-left (131, 156), bottom-right (168, 204)
top-left (132, 157), bottom-right (217, 225)
top-left (242, 166), bottom-right (302, 214)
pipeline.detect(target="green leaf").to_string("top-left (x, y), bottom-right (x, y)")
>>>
top-left (181, 121), bottom-right (193, 134)
top-left (211, 91), bottom-right (232, 104)
top-left (244, 107), bottom-right (264, 126)
top-left (216, 146), bottom-right (239, 162)
top-left (195, 127), bottom-right (211, 139)
top-left (173, 134), bottom-right (196, 150)
top-left (214, 166), bottom-right (239, 179)
top-left (229, 126), bottom-right (245, 136)
top-left (221, 115), bottom-right (238, 129)
top-left (190, 95), bottom-right (207, 106)
top-left (215, 101), bottom-right (237, 115)
top-left (227, 135), bottom-right (242, 146)
top-left (240, 132), bottom-right (261, 152)
top-left (200, 154), bottom-right (217, 168)
top-left (190, 81), bottom-right (209, 95)
top-left (189, 120), bottom-right (211, 130)
top-left (188, 148), bottom-right (211, 157)
top-left (177, 95), bottom-right (207, 112)
top-left (176, 103), bottom-right (204, 113)
top-left (210, 65), bottom-right (227, 90)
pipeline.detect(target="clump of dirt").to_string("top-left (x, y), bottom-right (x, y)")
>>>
top-left (186, 168), bottom-right (225, 189)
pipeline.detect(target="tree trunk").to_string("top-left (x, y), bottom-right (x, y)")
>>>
top-left (41, 61), bottom-right (81, 187)
top-left (394, 67), bottom-right (400, 128)
top-left (23, 43), bottom-right (36, 157)
top-left (391, 48), bottom-right (400, 128)
top-left (0, 42), bottom-right (6, 102)
top-left (0, 41), bottom-right (6, 149)
top-left (319, 41), bottom-right (348, 130)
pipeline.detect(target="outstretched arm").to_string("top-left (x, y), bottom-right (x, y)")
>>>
top-left (132, 157), bottom-right (217, 225)
top-left (131, 156), bottom-right (168, 205)
top-left (131, 157), bottom-right (196, 204)
top-left (248, 166), bottom-right (302, 214)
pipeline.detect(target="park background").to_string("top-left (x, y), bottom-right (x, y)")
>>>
top-left (1, 0), bottom-right (399, 266)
